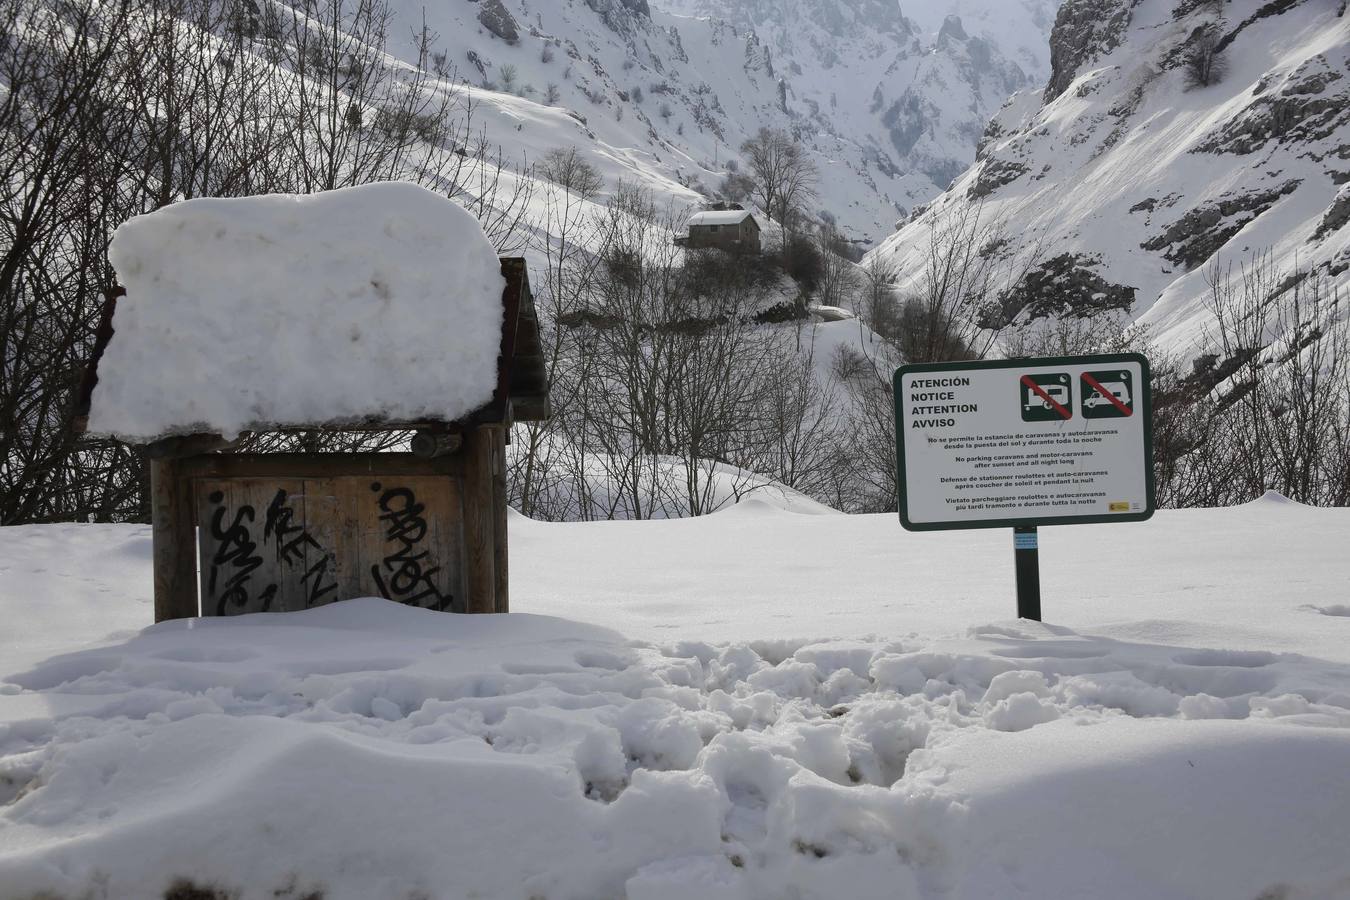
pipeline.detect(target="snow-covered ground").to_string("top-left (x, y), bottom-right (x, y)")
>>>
top-left (2, 495), bottom-right (1350, 899)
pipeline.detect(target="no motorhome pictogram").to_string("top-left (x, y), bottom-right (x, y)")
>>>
top-left (1020, 374), bottom-right (1072, 421)
top-left (1080, 370), bottom-right (1134, 418)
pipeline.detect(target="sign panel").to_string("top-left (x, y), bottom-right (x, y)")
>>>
top-left (196, 475), bottom-right (464, 614)
top-left (895, 353), bottom-right (1154, 531)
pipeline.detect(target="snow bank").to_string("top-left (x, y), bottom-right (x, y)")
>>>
top-left (88, 183), bottom-right (505, 441)
top-left (3, 597), bottom-right (1350, 899)
top-left (4, 502), bottom-right (1350, 899)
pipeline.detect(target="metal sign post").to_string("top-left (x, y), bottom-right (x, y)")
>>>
top-left (894, 353), bottom-right (1154, 620)
top-left (1013, 526), bottom-right (1041, 621)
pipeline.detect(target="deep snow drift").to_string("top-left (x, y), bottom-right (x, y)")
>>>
top-left (2, 495), bottom-right (1350, 899)
top-left (88, 183), bottom-right (505, 441)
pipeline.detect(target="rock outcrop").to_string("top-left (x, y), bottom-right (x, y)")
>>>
top-left (476, 0), bottom-right (519, 44)
top-left (1043, 0), bottom-right (1137, 101)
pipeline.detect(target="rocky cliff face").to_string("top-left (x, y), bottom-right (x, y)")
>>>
top-left (399, 0), bottom-right (1054, 239)
top-left (1043, 0), bottom-right (1138, 100)
top-left (647, 0), bottom-right (1056, 229)
top-left (869, 0), bottom-right (1350, 359)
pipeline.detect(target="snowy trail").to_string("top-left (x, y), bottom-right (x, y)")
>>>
top-left (2, 497), bottom-right (1349, 899)
top-left (511, 493), bottom-right (1350, 661)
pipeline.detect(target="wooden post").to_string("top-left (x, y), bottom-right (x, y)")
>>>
top-left (492, 427), bottom-right (509, 613)
top-left (461, 426), bottom-right (497, 614)
top-left (150, 458), bottom-right (198, 622)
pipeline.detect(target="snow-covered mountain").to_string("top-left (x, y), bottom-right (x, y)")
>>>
top-left (393, 0), bottom-right (1056, 241)
top-left (869, 0), bottom-right (1350, 356)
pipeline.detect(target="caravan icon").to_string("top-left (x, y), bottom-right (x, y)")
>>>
top-left (1020, 372), bottom-right (1073, 421)
top-left (1024, 383), bottom-right (1070, 411)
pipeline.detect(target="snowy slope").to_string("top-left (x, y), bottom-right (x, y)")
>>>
top-left (869, 0), bottom-right (1350, 358)
top-left (3, 498), bottom-right (1350, 898)
top-left (393, 0), bottom-right (1054, 241)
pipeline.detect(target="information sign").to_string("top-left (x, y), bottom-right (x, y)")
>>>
top-left (895, 353), bottom-right (1155, 531)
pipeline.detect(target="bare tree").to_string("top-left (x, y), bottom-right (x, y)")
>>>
top-left (0, 0), bottom-right (143, 523)
top-left (537, 146), bottom-right (604, 201)
top-left (516, 182), bottom-right (823, 519)
top-left (1195, 256), bottom-right (1349, 505)
top-left (752, 332), bottom-right (850, 504)
top-left (814, 227), bottom-right (860, 310)
top-left (0, 0), bottom-right (535, 524)
top-left (507, 181), bottom-right (603, 519)
top-left (1182, 23), bottom-right (1228, 90)
top-left (739, 127), bottom-right (817, 227)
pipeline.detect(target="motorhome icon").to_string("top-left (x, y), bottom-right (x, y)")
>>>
top-left (1083, 381), bottom-right (1130, 409)
top-left (1081, 370), bottom-right (1134, 418)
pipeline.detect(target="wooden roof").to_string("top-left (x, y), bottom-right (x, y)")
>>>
top-left (74, 257), bottom-right (550, 452)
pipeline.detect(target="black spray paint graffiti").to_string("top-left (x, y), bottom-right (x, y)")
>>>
top-left (206, 489), bottom-right (336, 614)
top-left (263, 489), bottom-right (338, 607)
top-left (369, 482), bottom-right (454, 611)
top-left (207, 491), bottom-right (272, 615)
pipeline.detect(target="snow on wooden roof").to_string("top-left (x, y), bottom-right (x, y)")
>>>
top-left (686, 209), bottom-right (756, 228)
top-left (78, 184), bottom-right (548, 443)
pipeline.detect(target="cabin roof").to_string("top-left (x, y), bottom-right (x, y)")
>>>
top-left (686, 210), bottom-right (757, 228)
top-left (74, 257), bottom-right (550, 447)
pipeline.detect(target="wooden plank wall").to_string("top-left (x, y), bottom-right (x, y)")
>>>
top-left (192, 474), bottom-right (466, 615)
top-left (149, 454), bottom-right (494, 620)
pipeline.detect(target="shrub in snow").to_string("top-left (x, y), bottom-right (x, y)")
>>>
top-left (1182, 24), bottom-right (1228, 89)
top-left (538, 146), bottom-right (604, 200)
top-left (89, 182), bottom-right (505, 441)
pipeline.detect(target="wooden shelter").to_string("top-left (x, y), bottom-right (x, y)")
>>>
top-left (75, 258), bottom-right (548, 622)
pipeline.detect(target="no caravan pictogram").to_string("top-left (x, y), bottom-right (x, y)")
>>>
top-left (1020, 372), bottom-right (1072, 422)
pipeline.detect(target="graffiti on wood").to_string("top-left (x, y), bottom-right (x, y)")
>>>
top-left (196, 476), bottom-right (463, 615)
top-left (369, 482), bottom-right (454, 611)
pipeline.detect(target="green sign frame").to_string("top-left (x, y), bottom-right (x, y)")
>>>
top-left (894, 353), bottom-right (1156, 531)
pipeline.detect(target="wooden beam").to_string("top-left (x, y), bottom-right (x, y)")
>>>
top-left (492, 426), bottom-right (509, 613)
top-left (461, 427), bottom-right (498, 614)
top-left (142, 433), bottom-right (238, 460)
top-left (509, 356), bottom-right (548, 390)
top-left (176, 453), bottom-right (461, 480)
top-left (511, 395), bottom-right (552, 422)
top-left (150, 458), bottom-right (198, 622)
top-left (410, 431), bottom-right (463, 459)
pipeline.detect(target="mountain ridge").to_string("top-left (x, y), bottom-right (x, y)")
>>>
top-left (869, 0), bottom-right (1350, 359)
